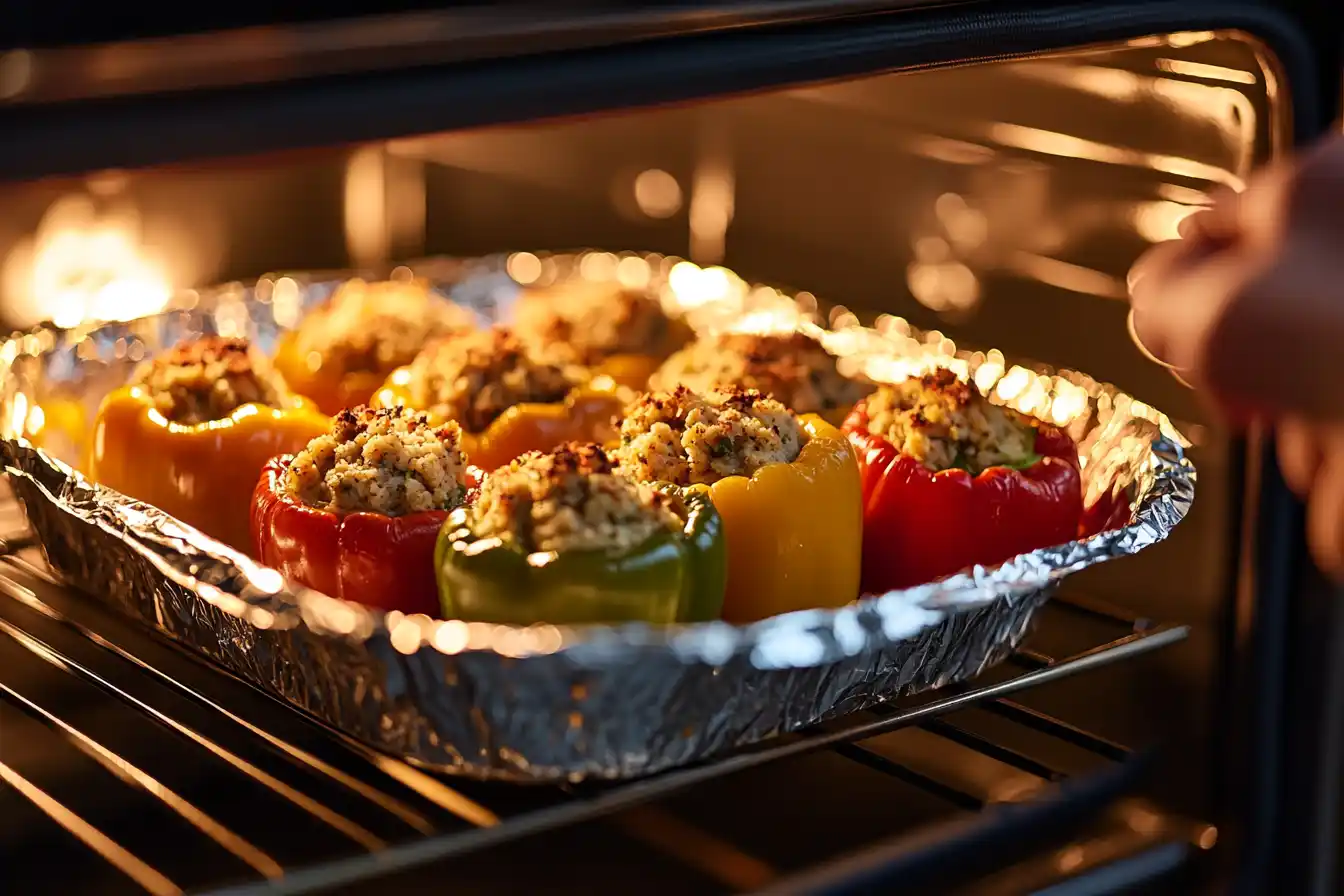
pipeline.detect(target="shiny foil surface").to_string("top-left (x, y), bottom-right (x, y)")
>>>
top-left (0, 252), bottom-right (1195, 782)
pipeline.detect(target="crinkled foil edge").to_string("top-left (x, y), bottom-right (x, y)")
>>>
top-left (0, 252), bottom-right (1195, 782)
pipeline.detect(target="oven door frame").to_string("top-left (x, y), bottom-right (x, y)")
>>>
top-left (1, 2), bottom-right (1338, 893)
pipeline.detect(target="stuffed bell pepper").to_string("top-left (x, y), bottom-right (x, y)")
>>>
top-left (372, 327), bottom-right (626, 472)
top-left (435, 442), bottom-right (726, 624)
top-left (87, 336), bottom-right (328, 552)
top-left (651, 330), bottom-right (874, 426)
top-left (613, 386), bottom-right (862, 622)
top-left (251, 405), bottom-right (479, 616)
top-left (273, 278), bottom-right (476, 415)
top-left (842, 368), bottom-right (1084, 592)
top-left (514, 279), bottom-right (693, 390)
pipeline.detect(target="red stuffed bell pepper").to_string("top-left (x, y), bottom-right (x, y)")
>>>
top-left (843, 369), bottom-right (1083, 592)
top-left (251, 405), bottom-right (481, 616)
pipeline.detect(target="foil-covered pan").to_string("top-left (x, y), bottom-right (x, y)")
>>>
top-left (0, 251), bottom-right (1195, 782)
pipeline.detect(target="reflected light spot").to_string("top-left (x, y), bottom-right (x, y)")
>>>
top-left (271, 277), bottom-right (301, 329)
top-left (667, 261), bottom-right (737, 309)
top-left (632, 169), bottom-right (683, 219)
top-left (907, 261), bottom-right (980, 314)
top-left (390, 618), bottom-right (422, 655)
top-left (433, 620), bottom-right (470, 655)
top-left (616, 255), bottom-right (651, 290)
top-left (1157, 58), bottom-right (1256, 85)
top-left (578, 252), bottom-right (618, 282)
top-left (507, 252), bottom-right (543, 285)
top-left (914, 236), bottom-right (950, 264)
top-left (0, 50), bottom-right (34, 99)
top-left (1167, 31), bottom-right (1215, 48)
top-left (1056, 845), bottom-right (1086, 873)
top-left (249, 567), bottom-right (284, 594)
top-left (344, 146), bottom-right (388, 268)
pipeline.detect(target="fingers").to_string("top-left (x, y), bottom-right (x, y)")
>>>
top-left (1306, 432), bottom-right (1344, 580)
top-left (1176, 192), bottom-right (1241, 244)
top-left (1277, 417), bottom-right (1322, 498)
top-left (1129, 247), bottom-right (1249, 375)
top-left (1127, 238), bottom-right (1201, 367)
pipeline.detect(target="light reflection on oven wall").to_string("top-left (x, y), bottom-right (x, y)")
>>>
top-left (401, 32), bottom-right (1270, 409)
top-left (0, 156), bottom-right (350, 331)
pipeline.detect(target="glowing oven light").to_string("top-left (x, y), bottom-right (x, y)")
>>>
top-left (3, 194), bottom-right (173, 329)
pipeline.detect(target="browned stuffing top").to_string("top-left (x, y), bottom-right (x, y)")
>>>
top-left (285, 405), bottom-right (470, 515)
top-left (865, 368), bottom-right (1037, 474)
top-left (469, 442), bottom-right (682, 553)
top-left (291, 279), bottom-right (476, 374)
top-left (650, 330), bottom-right (872, 420)
top-left (403, 327), bottom-right (582, 433)
top-left (131, 336), bottom-right (285, 425)
top-left (613, 385), bottom-right (806, 486)
top-left (515, 280), bottom-right (687, 365)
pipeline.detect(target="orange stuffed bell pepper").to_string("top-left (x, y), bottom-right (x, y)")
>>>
top-left (251, 406), bottom-right (481, 616)
top-left (371, 327), bottom-right (626, 472)
top-left (87, 337), bottom-right (329, 553)
top-left (272, 278), bottom-right (476, 414)
top-left (842, 369), bottom-right (1083, 592)
top-left (513, 279), bottom-right (693, 391)
top-left (613, 386), bottom-right (862, 622)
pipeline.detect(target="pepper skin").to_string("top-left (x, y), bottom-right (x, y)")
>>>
top-left (843, 402), bottom-right (1083, 593)
top-left (592, 354), bottom-right (663, 391)
top-left (435, 486), bottom-right (726, 625)
top-left (698, 414), bottom-right (862, 623)
top-left (87, 387), bottom-right (329, 553)
top-left (25, 395), bottom-right (88, 463)
top-left (251, 457), bottom-right (483, 616)
top-left (372, 370), bottom-right (627, 472)
top-left (272, 331), bottom-right (389, 416)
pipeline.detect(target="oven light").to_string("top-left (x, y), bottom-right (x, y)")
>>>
top-left (3, 194), bottom-right (173, 328)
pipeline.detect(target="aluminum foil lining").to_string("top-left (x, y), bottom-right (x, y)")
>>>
top-left (0, 251), bottom-right (1196, 782)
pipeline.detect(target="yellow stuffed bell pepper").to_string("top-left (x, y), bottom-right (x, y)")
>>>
top-left (87, 386), bottom-right (328, 553)
top-left (615, 387), bottom-right (862, 623)
top-left (371, 365), bottom-right (626, 472)
top-left (272, 278), bottom-right (479, 415)
top-left (590, 354), bottom-right (665, 392)
top-left (273, 331), bottom-right (388, 417)
top-left (702, 414), bottom-right (862, 622)
top-left (15, 394), bottom-right (89, 469)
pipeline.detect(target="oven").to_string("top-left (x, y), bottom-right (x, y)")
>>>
top-left (0, 2), bottom-right (1339, 893)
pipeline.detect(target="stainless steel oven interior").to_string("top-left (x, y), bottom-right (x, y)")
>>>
top-left (0, 4), bottom-right (1339, 894)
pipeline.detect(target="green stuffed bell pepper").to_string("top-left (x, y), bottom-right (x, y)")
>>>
top-left (434, 443), bottom-right (727, 625)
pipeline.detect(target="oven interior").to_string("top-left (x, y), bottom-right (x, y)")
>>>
top-left (0, 18), bottom-right (1331, 896)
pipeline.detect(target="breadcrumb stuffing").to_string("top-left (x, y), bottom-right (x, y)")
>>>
top-left (403, 328), bottom-right (581, 433)
top-left (651, 330), bottom-right (872, 420)
top-left (470, 442), bottom-right (682, 553)
top-left (132, 336), bottom-right (285, 425)
top-left (515, 280), bottom-right (687, 365)
top-left (613, 386), bottom-right (806, 486)
top-left (285, 405), bottom-right (469, 516)
top-left (865, 369), bottom-right (1037, 474)
top-left (291, 279), bottom-right (475, 374)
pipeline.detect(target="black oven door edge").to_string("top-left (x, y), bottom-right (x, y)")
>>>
top-left (1, 3), bottom-right (1338, 894)
top-left (0, 1), bottom-right (1329, 181)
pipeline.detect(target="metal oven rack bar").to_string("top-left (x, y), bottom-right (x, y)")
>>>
top-left (0, 481), bottom-right (1198, 894)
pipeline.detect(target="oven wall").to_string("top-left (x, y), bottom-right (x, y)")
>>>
top-left (0, 30), bottom-right (1282, 815)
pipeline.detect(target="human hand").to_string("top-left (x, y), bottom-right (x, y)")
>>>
top-left (1127, 133), bottom-right (1344, 575)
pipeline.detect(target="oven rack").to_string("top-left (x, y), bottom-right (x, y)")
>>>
top-left (0, 481), bottom-right (1197, 895)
